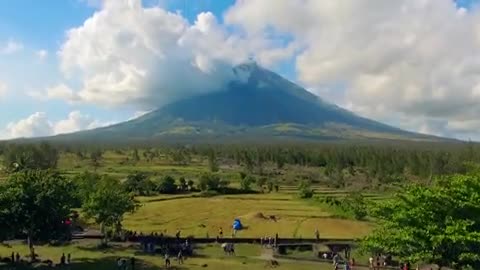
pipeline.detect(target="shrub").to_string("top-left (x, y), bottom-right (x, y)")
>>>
top-left (198, 173), bottom-right (229, 192)
top-left (157, 175), bottom-right (177, 194)
top-left (298, 181), bottom-right (314, 199)
top-left (240, 175), bottom-right (255, 191)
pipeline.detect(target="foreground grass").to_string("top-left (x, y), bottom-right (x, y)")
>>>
top-left (0, 241), bottom-right (340, 270)
top-left (124, 193), bottom-right (372, 239)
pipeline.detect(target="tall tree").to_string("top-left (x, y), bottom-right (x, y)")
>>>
top-left (83, 176), bottom-right (138, 245)
top-left (90, 149), bottom-right (103, 170)
top-left (207, 150), bottom-right (219, 172)
top-left (240, 175), bottom-right (255, 191)
top-left (124, 172), bottom-right (154, 196)
top-left (132, 148), bottom-right (140, 163)
top-left (157, 175), bottom-right (177, 194)
top-left (0, 170), bottom-right (76, 261)
top-left (363, 173), bottom-right (480, 269)
top-left (73, 171), bottom-right (101, 206)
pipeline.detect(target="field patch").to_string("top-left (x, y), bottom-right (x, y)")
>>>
top-left (124, 194), bottom-right (372, 239)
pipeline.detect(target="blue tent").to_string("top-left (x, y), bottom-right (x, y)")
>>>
top-left (232, 219), bottom-right (243, 230)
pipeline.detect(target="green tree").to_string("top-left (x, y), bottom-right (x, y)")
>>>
top-left (124, 172), bottom-right (155, 196)
top-left (267, 181), bottom-right (274, 193)
top-left (0, 170), bottom-right (76, 261)
top-left (132, 148), bottom-right (140, 163)
top-left (198, 173), bottom-right (228, 192)
top-left (0, 184), bottom-right (15, 242)
top-left (187, 180), bottom-right (195, 191)
top-left (363, 174), bottom-right (480, 269)
top-left (73, 171), bottom-right (101, 206)
top-left (298, 181), bottom-right (314, 199)
top-left (177, 177), bottom-right (188, 192)
top-left (240, 175), bottom-right (255, 191)
top-left (90, 150), bottom-right (103, 170)
top-left (208, 150), bottom-right (219, 172)
top-left (2, 143), bottom-right (58, 172)
top-left (256, 177), bottom-right (267, 192)
top-left (342, 192), bottom-right (367, 220)
top-left (83, 176), bottom-right (137, 245)
top-left (157, 175), bottom-right (177, 194)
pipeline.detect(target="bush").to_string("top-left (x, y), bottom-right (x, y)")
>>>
top-left (240, 175), bottom-right (255, 191)
top-left (178, 177), bottom-right (188, 192)
top-left (256, 177), bottom-right (267, 191)
top-left (342, 192), bottom-right (368, 220)
top-left (157, 175), bottom-right (177, 194)
top-left (124, 172), bottom-right (155, 196)
top-left (298, 181), bottom-right (314, 199)
top-left (267, 181), bottom-right (274, 193)
top-left (198, 173), bottom-right (229, 192)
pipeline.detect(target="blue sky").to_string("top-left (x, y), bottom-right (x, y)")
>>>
top-left (0, 0), bottom-right (240, 128)
top-left (0, 0), bottom-right (480, 139)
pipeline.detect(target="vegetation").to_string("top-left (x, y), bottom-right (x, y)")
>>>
top-left (83, 176), bottom-right (138, 245)
top-left (2, 143), bottom-right (58, 172)
top-left (2, 141), bottom-right (480, 269)
top-left (0, 170), bottom-right (76, 261)
top-left (123, 172), bottom-right (155, 196)
top-left (362, 173), bottom-right (480, 269)
top-left (157, 175), bottom-right (177, 194)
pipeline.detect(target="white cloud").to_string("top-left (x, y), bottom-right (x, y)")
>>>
top-left (59, 1), bottom-right (239, 109)
top-left (225, 0), bottom-right (480, 138)
top-left (0, 39), bottom-right (24, 54)
top-left (28, 84), bottom-right (80, 103)
top-left (6, 112), bottom-right (53, 138)
top-left (46, 84), bottom-right (78, 101)
top-left (3, 111), bottom-right (115, 139)
top-left (53, 111), bottom-right (106, 134)
top-left (36, 49), bottom-right (48, 60)
top-left (130, 110), bottom-right (150, 120)
top-left (57, 0), bottom-right (294, 109)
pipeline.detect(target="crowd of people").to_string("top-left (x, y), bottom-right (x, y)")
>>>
top-left (0, 251), bottom-right (72, 267)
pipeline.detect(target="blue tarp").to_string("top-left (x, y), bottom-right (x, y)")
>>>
top-left (232, 219), bottom-right (243, 230)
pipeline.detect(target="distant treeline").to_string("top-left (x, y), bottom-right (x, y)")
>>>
top-left (1, 141), bottom-right (478, 180)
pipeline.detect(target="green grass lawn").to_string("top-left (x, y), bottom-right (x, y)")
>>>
top-left (0, 241), bottom-right (343, 270)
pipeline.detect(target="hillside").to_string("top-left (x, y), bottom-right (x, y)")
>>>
top-left (49, 63), bottom-right (439, 143)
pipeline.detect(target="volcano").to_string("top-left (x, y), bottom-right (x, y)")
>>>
top-left (51, 63), bottom-right (439, 143)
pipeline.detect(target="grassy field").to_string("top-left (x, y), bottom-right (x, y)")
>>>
top-left (124, 193), bottom-right (372, 239)
top-left (1, 149), bottom-right (379, 270)
top-left (0, 241), bottom-right (348, 270)
top-left (50, 150), bottom-right (376, 240)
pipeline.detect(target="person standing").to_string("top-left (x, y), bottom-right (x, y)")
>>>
top-left (315, 228), bottom-right (320, 241)
top-left (332, 253), bottom-right (340, 270)
top-left (219, 227), bottom-right (223, 239)
top-left (130, 257), bottom-right (135, 270)
top-left (10, 252), bottom-right (14, 264)
top-left (60, 253), bottom-right (66, 265)
top-left (176, 230), bottom-right (181, 242)
top-left (165, 253), bottom-right (171, 268)
top-left (177, 250), bottom-right (184, 264)
top-left (67, 253), bottom-right (71, 265)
